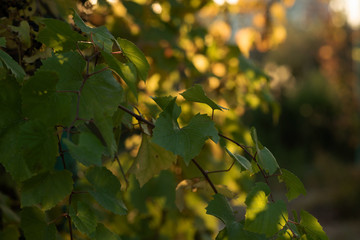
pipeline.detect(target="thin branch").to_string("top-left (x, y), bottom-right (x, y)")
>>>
top-left (191, 159), bottom-right (217, 194)
top-left (206, 160), bottom-right (235, 175)
top-left (115, 155), bottom-right (128, 188)
top-left (118, 105), bottom-right (155, 128)
top-left (87, 66), bottom-right (109, 77)
top-left (55, 127), bottom-right (66, 169)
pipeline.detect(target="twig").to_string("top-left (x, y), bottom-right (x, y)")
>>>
top-left (191, 159), bottom-right (217, 194)
top-left (55, 127), bottom-right (66, 169)
top-left (206, 160), bottom-right (235, 175)
top-left (115, 155), bottom-right (129, 188)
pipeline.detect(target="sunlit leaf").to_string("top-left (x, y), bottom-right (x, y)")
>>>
top-left (117, 38), bottom-right (150, 81)
top-left (180, 84), bottom-right (226, 111)
top-left (128, 135), bottom-right (177, 187)
top-left (299, 210), bottom-right (328, 240)
top-left (63, 131), bottom-right (105, 167)
top-left (37, 18), bottom-right (86, 52)
top-left (86, 166), bottom-right (127, 215)
top-left (21, 207), bottom-right (56, 240)
top-left (10, 21), bottom-right (31, 48)
top-left (152, 98), bottom-right (219, 164)
top-left (279, 169), bottom-right (306, 201)
top-left (206, 194), bottom-right (235, 225)
top-left (21, 170), bottom-right (73, 210)
top-left (225, 147), bottom-right (252, 173)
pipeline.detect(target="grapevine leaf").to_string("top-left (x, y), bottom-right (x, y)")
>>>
top-left (40, 51), bottom-right (85, 91)
top-left (117, 38), bottom-right (150, 81)
top-left (102, 51), bottom-right (138, 97)
top-left (0, 37), bottom-right (5, 47)
top-left (227, 222), bottom-right (267, 240)
top-left (206, 194), bottom-right (235, 225)
top-left (250, 127), bottom-right (279, 175)
top-left (300, 210), bottom-right (328, 240)
top-left (69, 201), bottom-right (97, 235)
top-left (152, 98), bottom-right (219, 164)
top-left (152, 95), bottom-right (174, 110)
top-left (90, 223), bottom-right (121, 240)
top-left (10, 21), bottom-right (31, 48)
top-left (19, 120), bottom-right (58, 172)
top-left (0, 225), bottom-right (20, 240)
top-left (225, 147), bottom-right (252, 173)
top-left (258, 147), bottom-right (279, 175)
top-left (0, 49), bottom-right (26, 81)
top-left (20, 207), bottom-right (56, 240)
top-left (245, 199), bottom-right (288, 237)
top-left (180, 84), bottom-right (226, 111)
top-left (86, 166), bottom-right (127, 215)
top-left (0, 124), bottom-right (32, 181)
top-left (128, 135), bottom-right (177, 187)
top-left (72, 10), bottom-right (115, 52)
top-left (63, 131), bottom-right (105, 167)
top-left (37, 18), bottom-right (86, 52)
top-left (21, 70), bottom-right (75, 126)
top-left (279, 169), bottom-right (306, 201)
top-left (245, 182), bottom-right (270, 209)
top-left (79, 66), bottom-right (122, 154)
top-left (0, 76), bottom-right (22, 134)
top-left (21, 170), bottom-right (73, 210)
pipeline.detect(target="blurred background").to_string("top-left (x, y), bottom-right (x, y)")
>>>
top-left (2, 0), bottom-right (360, 239)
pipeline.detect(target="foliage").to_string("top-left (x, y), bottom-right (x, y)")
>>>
top-left (0, 1), bottom-right (328, 240)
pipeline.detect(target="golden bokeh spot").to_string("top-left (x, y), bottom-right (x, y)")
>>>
top-left (192, 54), bottom-right (210, 73)
top-left (271, 2), bottom-right (286, 23)
top-left (111, 2), bottom-right (127, 17)
top-left (272, 25), bottom-right (287, 44)
top-left (208, 76), bottom-right (220, 89)
top-left (125, 134), bottom-right (142, 157)
top-left (282, 0), bottom-right (296, 7)
top-left (319, 45), bottom-right (334, 60)
top-left (253, 13), bottom-right (266, 28)
top-left (209, 20), bottom-right (232, 42)
top-left (211, 62), bottom-right (227, 77)
top-left (235, 27), bottom-right (257, 57)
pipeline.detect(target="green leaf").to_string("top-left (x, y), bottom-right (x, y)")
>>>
top-left (86, 166), bottom-right (127, 215)
top-left (63, 131), bottom-right (105, 167)
top-left (0, 49), bottom-right (26, 81)
top-left (102, 51), bottom-right (138, 97)
top-left (279, 169), bottom-right (306, 201)
top-left (72, 10), bottom-right (115, 52)
top-left (0, 76), bottom-right (22, 134)
top-left (21, 70), bottom-right (75, 126)
top-left (37, 18), bottom-right (86, 52)
top-left (0, 37), bottom-right (6, 47)
top-left (300, 210), bottom-right (328, 240)
top-left (225, 148), bottom-right (252, 173)
top-left (245, 182), bottom-right (270, 208)
top-left (250, 127), bottom-right (279, 175)
top-left (245, 200), bottom-right (288, 237)
top-left (117, 38), bottom-right (150, 81)
top-left (128, 135), bottom-right (177, 187)
top-left (180, 84), bottom-right (226, 111)
top-left (258, 147), bottom-right (279, 175)
top-left (0, 124), bottom-right (32, 181)
top-left (152, 95), bottom-right (175, 110)
top-left (20, 207), bottom-right (56, 240)
top-left (152, 98), bottom-right (219, 164)
top-left (0, 225), bottom-right (20, 240)
top-left (21, 170), bottom-right (73, 210)
top-left (40, 51), bottom-right (85, 91)
top-left (79, 66), bottom-right (123, 154)
top-left (10, 21), bottom-right (31, 48)
top-left (69, 201), bottom-right (97, 235)
top-left (206, 194), bottom-right (235, 225)
top-left (19, 120), bottom-right (58, 172)
top-left (91, 224), bottom-right (121, 240)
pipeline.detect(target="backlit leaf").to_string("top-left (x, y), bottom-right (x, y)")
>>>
top-left (206, 194), bottom-right (235, 225)
top-left (86, 166), bottom-right (127, 215)
top-left (21, 170), bottom-right (73, 210)
top-left (21, 207), bottom-right (56, 240)
top-left (300, 210), bottom-right (328, 240)
top-left (258, 147), bottom-right (279, 175)
top-left (117, 38), bottom-right (150, 81)
top-left (279, 169), bottom-right (306, 201)
top-left (128, 135), bottom-right (177, 187)
top-left (63, 131), bottom-right (105, 167)
top-left (152, 98), bottom-right (219, 164)
top-left (37, 18), bottom-right (86, 52)
top-left (225, 148), bottom-right (252, 173)
top-left (180, 84), bottom-right (225, 111)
